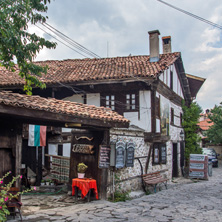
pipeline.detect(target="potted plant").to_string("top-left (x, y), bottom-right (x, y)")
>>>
top-left (77, 163), bottom-right (88, 178)
top-left (41, 179), bottom-right (45, 186)
top-left (46, 179), bottom-right (51, 186)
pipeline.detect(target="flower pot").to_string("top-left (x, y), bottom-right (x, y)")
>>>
top-left (29, 176), bottom-right (36, 186)
top-left (78, 173), bottom-right (85, 178)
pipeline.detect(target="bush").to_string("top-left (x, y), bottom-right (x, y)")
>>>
top-left (0, 171), bottom-right (35, 221)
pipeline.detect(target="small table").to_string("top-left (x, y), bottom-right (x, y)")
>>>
top-left (72, 178), bottom-right (98, 202)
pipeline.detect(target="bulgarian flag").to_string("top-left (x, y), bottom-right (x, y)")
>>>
top-left (28, 125), bottom-right (47, 147)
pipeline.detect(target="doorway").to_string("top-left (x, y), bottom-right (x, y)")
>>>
top-left (172, 143), bottom-right (178, 177)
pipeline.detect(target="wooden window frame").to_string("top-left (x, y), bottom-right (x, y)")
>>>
top-left (180, 113), bottom-right (183, 126)
top-left (170, 71), bottom-right (173, 90)
top-left (153, 143), bottom-right (167, 165)
top-left (125, 93), bottom-right (138, 112)
top-left (171, 108), bottom-right (174, 125)
top-left (104, 94), bottom-right (115, 110)
top-left (155, 96), bottom-right (160, 118)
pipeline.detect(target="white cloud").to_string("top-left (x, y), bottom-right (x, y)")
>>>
top-left (31, 0), bottom-right (222, 110)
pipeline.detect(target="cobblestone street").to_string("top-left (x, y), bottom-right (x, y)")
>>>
top-left (8, 162), bottom-right (222, 222)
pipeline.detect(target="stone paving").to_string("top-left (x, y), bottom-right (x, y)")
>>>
top-left (8, 162), bottom-right (222, 222)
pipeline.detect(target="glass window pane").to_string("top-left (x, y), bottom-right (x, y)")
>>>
top-left (126, 104), bottom-right (130, 110)
top-left (126, 100), bottom-right (130, 104)
top-left (111, 106), bottom-right (115, 110)
top-left (132, 94), bottom-right (135, 99)
top-left (106, 96), bottom-right (109, 100)
top-left (111, 95), bottom-right (115, 100)
top-left (132, 105), bottom-right (136, 110)
top-left (111, 101), bottom-right (115, 105)
top-left (106, 101), bottom-right (109, 106)
top-left (132, 99), bottom-right (135, 104)
top-left (126, 94), bottom-right (130, 99)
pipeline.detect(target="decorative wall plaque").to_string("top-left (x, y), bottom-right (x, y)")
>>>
top-left (72, 144), bottom-right (94, 154)
top-left (125, 142), bottom-right (135, 167)
top-left (115, 140), bottom-right (126, 169)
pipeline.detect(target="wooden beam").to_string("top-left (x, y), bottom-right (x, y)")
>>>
top-left (0, 104), bottom-right (129, 129)
top-left (15, 124), bottom-right (22, 188)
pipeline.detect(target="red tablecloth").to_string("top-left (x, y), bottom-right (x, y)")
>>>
top-left (72, 178), bottom-right (98, 199)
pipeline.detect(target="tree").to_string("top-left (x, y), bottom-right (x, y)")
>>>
top-left (206, 103), bottom-right (222, 144)
top-left (182, 101), bottom-right (202, 164)
top-left (0, 0), bottom-right (56, 94)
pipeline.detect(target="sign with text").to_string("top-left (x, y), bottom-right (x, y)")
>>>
top-left (72, 144), bottom-right (94, 154)
top-left (125, 142), bottom-right (135, 167)
top-left (98, 145), bottom-right (111, 168)
top-left (189, 154), bottom-right (208, 180)
top-left (115, 140), bottom-right (126, 169)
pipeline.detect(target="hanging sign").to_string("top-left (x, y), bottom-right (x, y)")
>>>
top-left (72, 144), bottom-right (94, 154)
top-left (115, 140), bottom-right (125, 169)
top-left (125, 142), bottom-right (135, 167)
top-left (98, 145), bottom-right (111, 168)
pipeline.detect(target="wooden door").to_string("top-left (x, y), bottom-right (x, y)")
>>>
top-left (172, 143), bottom-right (178, 178)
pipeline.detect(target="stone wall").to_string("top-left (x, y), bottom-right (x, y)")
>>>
top-left (108, 127), bottom-right (147, 196)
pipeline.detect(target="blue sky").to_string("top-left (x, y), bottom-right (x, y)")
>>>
top-left (31, 0), bottom-right (222, 111)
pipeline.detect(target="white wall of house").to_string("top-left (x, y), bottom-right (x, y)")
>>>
top-left (86, 93), bottom-right (100, 107)
top-left (159, 64), bottom-right (184, 99)
top-left (48, 144), bottom-right (58, 156)
top-left (124, 90), bottom-right (151, 132)
top-left (63, 94), bottom-right (84, 103)
top-left (63, 143), bottom-right (71, 157)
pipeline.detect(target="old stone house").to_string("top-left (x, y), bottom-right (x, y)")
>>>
top-left (0, 30), bottom-right (204, 196)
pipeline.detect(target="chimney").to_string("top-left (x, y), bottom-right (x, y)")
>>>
top-left (148, 30), bottom-right (160, 62)
top-left (162, 36), bottom-right (172, 54)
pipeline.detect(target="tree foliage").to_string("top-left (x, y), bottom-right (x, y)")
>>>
top-left (206, 103), bottom-right (222, 144)
top-left (0, 0), bottom-right (56, 94)
top-left (182, 101), bottom-right (202, 163)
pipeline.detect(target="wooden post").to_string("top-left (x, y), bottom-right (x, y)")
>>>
top-left (99, 130), bottom-right (110, 200)
top-left (36, 146), bottom-right (42, 186)
top-left (15, 124), bottom-right (22, 189)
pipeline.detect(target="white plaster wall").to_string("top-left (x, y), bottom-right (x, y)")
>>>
top-left (156, 118), bottom-right (161, 133)
top-left (124, 91), bottom-right (151, 132)
top-left (86, 93), bottom-right (100, 107)
top-left (48, 144), bottom-right (58, 156)
top-left (63, 94), bottom-right (84, 103)
top-left (159, 64), bottom-right (184, 99)
top-left (63, 143), bottom-right (71, 157)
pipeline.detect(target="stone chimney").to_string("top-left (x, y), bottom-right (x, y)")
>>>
top-left (162, 36), bottom-right (172, 54)
top-left (148, 30), bottom-right (160, 62)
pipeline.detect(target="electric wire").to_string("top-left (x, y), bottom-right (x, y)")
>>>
top-left (156, 0), bottom-right (222, 30)
top-left (2, 0), bottom-right (175, 113)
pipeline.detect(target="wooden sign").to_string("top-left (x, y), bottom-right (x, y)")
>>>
top-left (189, 154), bottom-right (208, 180)
top-left (115, 140), bottom-right (125, 169)
top-left (125, 142), bottom-right (135, 167)
top-left (72, 144), bottom-right (94, 154)
top-left (98, 145), bottom-right (111, 168)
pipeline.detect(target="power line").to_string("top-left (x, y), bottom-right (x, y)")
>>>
top-left (157, 0), bottom-right (222, 30)
top-left (44, 22), bottom-right (101, 58)
top-left (2, 0), bottom-right (174, 112)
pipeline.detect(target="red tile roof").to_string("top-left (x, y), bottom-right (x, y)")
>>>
top-left (0, 53), bottom-right (180, 87)
top-left (197, 118), bottom-right (213, 131)
top-left (0, 91), bottom-right (129, 125)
